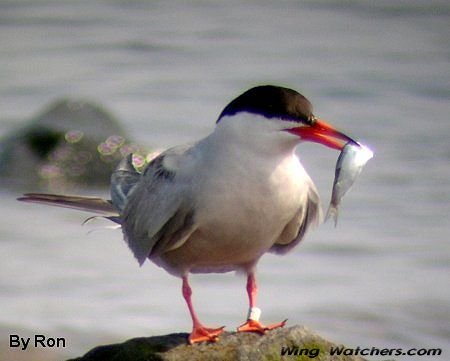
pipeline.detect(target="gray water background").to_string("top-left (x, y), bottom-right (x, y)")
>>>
top-left (0, 1), bottom-right (449, 359)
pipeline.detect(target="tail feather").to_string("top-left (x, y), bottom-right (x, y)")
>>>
top-left (83, 215), bottom-right (122, 226)
top-left (17, 193), bottom-right (119, 216)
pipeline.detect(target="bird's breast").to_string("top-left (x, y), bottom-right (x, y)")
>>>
top-left (154, 144), bottom-right (316, 275)
top-left (192, 154), bottom-right (310, 256)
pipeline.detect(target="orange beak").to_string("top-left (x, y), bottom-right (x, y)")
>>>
top-left (286, 119), bottom-right (356, 150)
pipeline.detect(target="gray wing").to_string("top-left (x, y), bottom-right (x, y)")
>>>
top-left (121, 147), bottom-right (197, 266)
top-left (110, 154), bottom-right (140, 213)
top-left (269, 185), bottom-right (322, 255)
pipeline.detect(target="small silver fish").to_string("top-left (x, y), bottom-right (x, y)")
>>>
top-left (326, 141), bottom-right (373, 226)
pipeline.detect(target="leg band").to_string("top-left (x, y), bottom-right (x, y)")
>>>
top-left (247, 307), bottom-right (261, 321)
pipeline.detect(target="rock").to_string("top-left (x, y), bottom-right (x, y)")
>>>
top-left (68, 326), bottom-right (374, 361)
top-left (0, 98), bottom-right (147, 191)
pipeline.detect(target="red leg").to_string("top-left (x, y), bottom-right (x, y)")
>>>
top-left (182, 275), bottom-right (224, 344)
top-left (237, 272), bottom-right (287, 334)
top-left (247, 272), bottom-right (257, 308)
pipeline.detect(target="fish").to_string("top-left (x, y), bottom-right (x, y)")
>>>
top-left (326, 141), bottom-right (373, 226)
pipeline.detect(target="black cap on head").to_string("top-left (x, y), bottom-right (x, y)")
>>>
top-left (217, 85), bottom-right (314, 124)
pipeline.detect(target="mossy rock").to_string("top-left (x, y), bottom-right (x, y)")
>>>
top-left (68, 326), bottom-right (380, 361)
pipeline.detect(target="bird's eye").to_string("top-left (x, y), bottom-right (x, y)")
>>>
top-left (307, 115), bottom-right (317, 126)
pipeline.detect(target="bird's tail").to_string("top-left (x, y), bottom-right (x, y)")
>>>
top-left (17, 154), bottom-right (142, 225)
top-left (17, 193), bottom-right (121, 223)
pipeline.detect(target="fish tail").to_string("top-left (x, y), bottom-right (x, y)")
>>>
top-left (325, 205), bottom-right (339, 227)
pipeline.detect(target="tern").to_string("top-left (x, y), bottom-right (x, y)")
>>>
top-left (19, 85), bottom-right (356, 344)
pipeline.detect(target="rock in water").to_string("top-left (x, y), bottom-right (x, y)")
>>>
top-left (67, 326), bottom-right (374, 361)
top-left (0, 98), bottom-right (145, 191)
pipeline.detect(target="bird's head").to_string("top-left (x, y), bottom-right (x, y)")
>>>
top-left (217, 85), bottom-right (356, 151)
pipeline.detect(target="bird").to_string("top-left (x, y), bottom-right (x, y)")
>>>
top-left (18, 85), bottom-right (356, 344)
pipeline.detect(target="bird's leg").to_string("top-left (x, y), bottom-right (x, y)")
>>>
top-left (182, 275), bottom-right (225, 344)
top-left (237, 272), bottom-right (287, 334)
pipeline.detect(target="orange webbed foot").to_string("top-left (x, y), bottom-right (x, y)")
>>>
top-left (188, 325), bottom-right (225, 344)
top-left (237, 319), bottom-right (287, 334)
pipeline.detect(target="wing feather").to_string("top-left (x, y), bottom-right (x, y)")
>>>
top-left (269, 185), bottom-right (322, 255)
top-left (121, 147), bottom-right (196, 265)
top-left (110, 153), bottom-right (140, 212)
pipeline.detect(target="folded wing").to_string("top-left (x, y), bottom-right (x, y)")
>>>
top-left (121, 147), bottom-right (197, 266)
